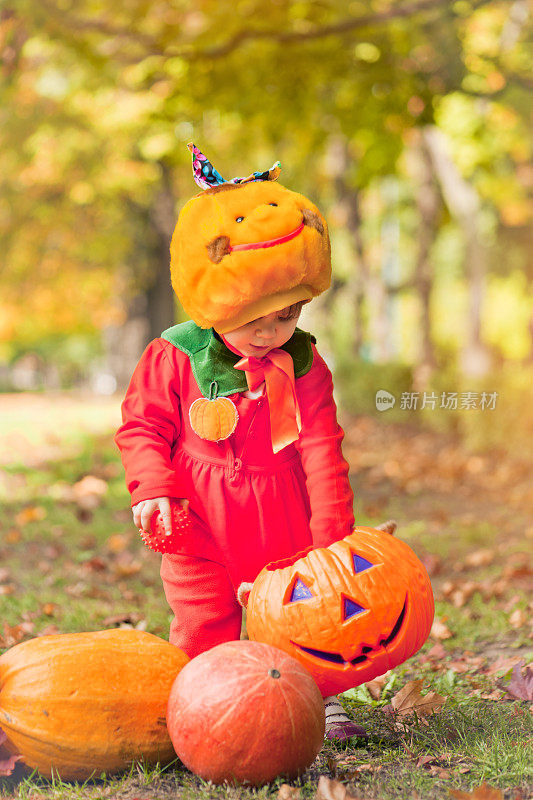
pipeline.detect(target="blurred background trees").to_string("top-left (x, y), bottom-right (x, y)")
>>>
top-left (1, 0), bottom-right (531, 450)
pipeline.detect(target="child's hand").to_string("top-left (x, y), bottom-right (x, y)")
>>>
top-left (133, 497), bottom-right (188, 535)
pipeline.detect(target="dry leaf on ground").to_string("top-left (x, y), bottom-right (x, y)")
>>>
top-left (390, 679), bottom-right (446, 718)
top-left (486, 655), bottom-right (524, 676)
top-left (450, 783), bottom-right (503, 800)
top-left (508, 608), bottom-right (528, 629)
top-left (0, 621), bottom-right (34, 648)
top-left (315, 776), bottom-right (363, 800)
top-left (431, 618), bottom-right (453, 640)
top-left (498, 660), bottom-right (533, 702)
top-left (464, 549), bottom-right (495, 568)
top-left (365, 671), bottom-right (392, 699)
top-left (72, 475), bottom-right (108, 510)
top-left (278, 784), bottom-right (302, 800)
top-left (14, 506), bottom-right (46, 526)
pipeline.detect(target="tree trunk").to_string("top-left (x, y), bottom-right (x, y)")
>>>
top-left (327, 136), bottom-right (371, 357)
top-left (423, 126), bottom-right (492, 377)
top-left (146, 163), bottom-right (178, 343)
top-left (404, 129), bottom-right (441, 384)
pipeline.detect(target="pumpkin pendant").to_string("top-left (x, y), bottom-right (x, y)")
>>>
top-left (189, 380), bottom-right (238, 442)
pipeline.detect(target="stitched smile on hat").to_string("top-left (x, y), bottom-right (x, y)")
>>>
top-left (206, 207), bottom-right (325, 265)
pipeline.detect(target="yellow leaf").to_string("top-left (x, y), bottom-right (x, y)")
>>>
top-left (450, 782), bottom-right (503, 800)
top-left (390, 679), bottom-right (446, 718)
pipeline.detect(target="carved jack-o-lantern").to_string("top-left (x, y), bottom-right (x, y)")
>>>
top-left (244, 527), bottom-right (434, 696)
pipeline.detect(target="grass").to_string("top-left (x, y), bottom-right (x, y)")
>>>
top-left (0, 394), bottom-right (531, 799)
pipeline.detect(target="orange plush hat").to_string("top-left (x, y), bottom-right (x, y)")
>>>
top-left (170, 144), bottom-right (331, 334)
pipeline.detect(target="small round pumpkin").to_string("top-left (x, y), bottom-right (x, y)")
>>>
top-left (0, 629), bottom-right (189, 779)
top-left (166, 640), bottom-right (325, 786)
top-left (189, 382), bottom-right (238, 442)
top-left (243, 527), bottom-right (434, 696)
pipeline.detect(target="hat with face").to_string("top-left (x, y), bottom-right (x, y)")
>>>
top-left (170, 144), bottom-right (331, 334)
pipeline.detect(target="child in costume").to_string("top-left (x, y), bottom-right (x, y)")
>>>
top-left (115, 144), bottom-right (363, 740)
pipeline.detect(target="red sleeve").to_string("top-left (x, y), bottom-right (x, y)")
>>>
top-left (114, 339), bottom-right (187, 507)
top-left (294, 343), bottom-right (355, 548)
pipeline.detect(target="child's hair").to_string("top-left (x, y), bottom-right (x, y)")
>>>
top-left (276, 300), bottom-right (306, 321)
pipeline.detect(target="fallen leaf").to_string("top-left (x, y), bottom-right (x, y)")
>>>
top-left (479, 690), bottom-right (504, 700)
top-left (498, 660), bottom-right (533, 702)
top-left (14, 506), bottom-right (46, 526)
top-left (508, 608), bottom-right (527, 629)
top-left (72, 475), bottom-right (108, 510)
top-left (429, 765), bottom-right (450, 778)
top-left (430, 618), bottom-right (453, 640)
top-left (41, 603), bottom-right (58, 616)
top-left (464, 549), bottom-right (495, 568)
top-left (278, 784), bottom-right (302, 800)
top-left (447, 661), bottom-right (470, 674)
top-left (486, 655), bottom-right (524, 676)
top-left (424, 642), bottom-right (447, 661)
top-left (0, 585), bottom-right (15, 596)
top-left (390, 679), bottom-right (446, 718)
top-left (0, 621), bottom-right (34, 648)
top-left (315, 776), bottom-right (361, 800)
top-left (106, 533), bottom-right (131, 553)
top-left (450, 782), bottom-right (503, 800)
top-left (82, 556), bottom-right (107, 572)
top-left (112, 556), bottom-right (142, 578)
top-left (0, 568), bottom-right (11, 583)
top-left (365, 671), bottom-right (392, 700)
top-left (416, 754), bottom-right (437, 767)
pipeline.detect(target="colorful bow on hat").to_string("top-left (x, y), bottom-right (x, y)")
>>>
top-left (188, 143), bottom-right (281, 190)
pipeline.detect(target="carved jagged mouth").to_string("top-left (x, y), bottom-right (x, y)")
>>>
top-left (291, 599), bottom-right (407, 667)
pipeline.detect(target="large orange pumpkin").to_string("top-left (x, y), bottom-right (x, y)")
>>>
top-left (0, 629), bottom-right (189, 779)
top-left (166, 640), bottom-right (325, 786)
top-left (244, 527), bottom-right (434, 696)
top-left (170, 180), bottom-right (331, 333)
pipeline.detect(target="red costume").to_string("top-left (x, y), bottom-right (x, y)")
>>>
top-left (115, 333), bottom-right (354, 657)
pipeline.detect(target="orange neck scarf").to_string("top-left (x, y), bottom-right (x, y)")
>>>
top-left (220, 335), bottom-right (302, 454)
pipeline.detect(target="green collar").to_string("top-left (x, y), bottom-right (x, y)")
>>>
top-left (161, 320), bottom-right (316, 398)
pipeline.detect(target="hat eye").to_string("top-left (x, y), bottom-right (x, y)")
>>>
top-left (236, 216), bottom-right (244, 222)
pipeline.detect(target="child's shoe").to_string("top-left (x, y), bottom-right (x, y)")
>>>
top-left (324, 696), bottom-right (367, 741)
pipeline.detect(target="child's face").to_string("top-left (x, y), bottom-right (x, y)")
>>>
top-left (223, 306), bottom-right (300, 357)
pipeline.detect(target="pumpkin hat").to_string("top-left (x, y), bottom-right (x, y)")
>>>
top-left (170, 144), bottom-right (331, 334)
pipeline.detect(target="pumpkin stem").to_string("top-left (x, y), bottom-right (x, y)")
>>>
top-left (237, 582), bottom-right (253, 608)
top-left (208, 381), bottom-right (219, 401)
top-left (376, 519), bottom-right (397, 536)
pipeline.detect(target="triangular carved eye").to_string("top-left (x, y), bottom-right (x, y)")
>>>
top-left (288, 577), bottom-right (314, 603)
top-left (352, 553), bottom-right (374, 573)
top-left (343, 596), bottom-right (366, 620)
